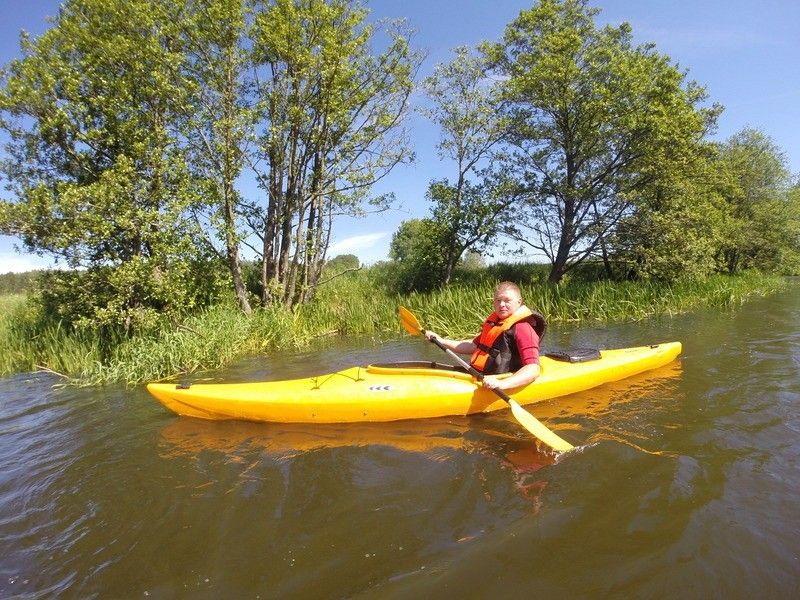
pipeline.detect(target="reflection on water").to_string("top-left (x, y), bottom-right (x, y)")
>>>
top-left (158, 415), bottom-right (557, 518)
top-left (2, 284), bottom-right (800, 597)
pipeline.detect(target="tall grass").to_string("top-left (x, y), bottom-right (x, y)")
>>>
top-left (0, 268), bottom-right (788, 385)
top-left (0, 294), bottom-right (26, 374)
top-left (403, 270), bottom-right (786, 338)
top-left (0, 293), bottom-right (106, 377)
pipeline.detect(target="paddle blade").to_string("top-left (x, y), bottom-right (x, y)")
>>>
top-left (509, 399), bottom-right (574, 452)
top-left (399, 306), bottom-right (423, 336)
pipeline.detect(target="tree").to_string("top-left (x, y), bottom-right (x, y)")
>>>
top-left (388, 218), bottom-right (446, 292)
top-left (715, 128), bottom-right (797, 274)
top-left (609, 147), bottom-right (726, 281)
top-left (485, 0), bottom-right (716, 283)
top-left (420, 47), bottom-right (517, 284)
top-left (324, 253), bottom-right (359, 271)
top-left (0, 0), bottom-right (216, 334)
top-left (249, 0), bottom-right (420, 307)
top-left (181, 0), bottom-right (254, 315)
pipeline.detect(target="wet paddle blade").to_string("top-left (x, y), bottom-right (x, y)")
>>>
top-left (399, 306), bottom-right (423, 336)
top-left (509, 399), bottom-right (574, 452)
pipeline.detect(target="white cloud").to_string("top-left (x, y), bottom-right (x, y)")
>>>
top-left (0, 253), bottom-right (54, 274)
top-left (327, 232), bottom-right (388, 257)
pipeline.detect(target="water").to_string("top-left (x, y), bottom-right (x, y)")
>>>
top-left (2, 284), bottom-right (800, 598)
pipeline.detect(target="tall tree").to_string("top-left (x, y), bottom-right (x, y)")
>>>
top-left (485, 0), bottom-right (716, 283)
top-left (420, 47), bottom-right (517, 284)
top-left (0, 0), bottom-right (211, 333)
top-left (249, 0), bottom-right (420, 307)
top-left (182, 0), bottom-right (253, 314)
top-left (715, 128), bottom-right (797, 274)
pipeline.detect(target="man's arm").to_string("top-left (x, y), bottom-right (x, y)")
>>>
top-left (424, 331), bottom-right (477, 356)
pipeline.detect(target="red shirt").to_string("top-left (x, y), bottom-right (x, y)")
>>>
top-left (512, 321), bottom-right (540, 365)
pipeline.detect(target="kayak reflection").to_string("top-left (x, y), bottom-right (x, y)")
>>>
top-left (159, 415), bottom-right (526, 458)
top-left (158, 414), bottom-right (557, 512)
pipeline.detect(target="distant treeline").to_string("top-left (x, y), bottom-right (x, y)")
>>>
top-left (0, 271), bottom-right (36, 295)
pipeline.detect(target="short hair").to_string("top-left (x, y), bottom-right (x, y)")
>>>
top-left (494, 281), bottom-right (521, 298)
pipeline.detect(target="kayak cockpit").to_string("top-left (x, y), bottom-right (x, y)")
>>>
top-left (366, 361), bottom-right (474, 380)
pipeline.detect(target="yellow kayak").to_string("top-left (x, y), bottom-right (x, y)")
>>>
top-left (147, 342), bottom-right (682, 423)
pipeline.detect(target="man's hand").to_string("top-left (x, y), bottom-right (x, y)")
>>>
top-left (482, 375), bottom-right (502, 390)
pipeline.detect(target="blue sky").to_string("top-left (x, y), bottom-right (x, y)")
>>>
top-left (1, 0), bottom-right (799, 272)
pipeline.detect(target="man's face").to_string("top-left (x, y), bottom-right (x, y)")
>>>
top-left (493, 290), bottom-right (522, 319)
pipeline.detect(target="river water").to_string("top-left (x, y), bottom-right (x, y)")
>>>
top-left (2, 283), bottom-right (799, 598)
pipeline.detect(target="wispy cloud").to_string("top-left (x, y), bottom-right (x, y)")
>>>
top-left (327, 232), bottom-right (388, 256)
top-left (0, 253), bottom-right (54, 274)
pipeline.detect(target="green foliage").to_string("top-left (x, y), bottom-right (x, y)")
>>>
top-left (0, 0), bottom-right (212, 335)
top-left (0, 271), bottom-right (36, 294)
top-left (34, 259), bottom-right (227, 336)
top-left (714, 128), bottom-right (799, 274)
top-left (610, 149), bottom-right (727, 281)
top-left (448, 261), bottom-right (549, 287)
top-left (324, 254), bottom-right (360, 272)
top-left (387, 218), bottom-right (448, 292)
top-left (484, 0), bottom-right (717, 283)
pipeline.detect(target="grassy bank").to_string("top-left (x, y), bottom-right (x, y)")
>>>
top-left (0, 267), bottom-right (788, 386)
top-left (0, 294), bottom-right (26, 374)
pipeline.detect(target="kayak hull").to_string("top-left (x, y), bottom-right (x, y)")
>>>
top-left (147, 342), bottom-right (681, 424)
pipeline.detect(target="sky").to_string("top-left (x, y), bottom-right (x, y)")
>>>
top-left (1, 0), bottom-right (799, 272)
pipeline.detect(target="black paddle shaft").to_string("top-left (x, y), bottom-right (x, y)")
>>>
top-left (427, 334), bottom-right (514, 404)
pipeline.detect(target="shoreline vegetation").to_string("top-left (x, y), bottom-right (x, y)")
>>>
top-left (0, 265), bottom-right (787, 387)
top-left (2, 1), bottom-right (798, 391)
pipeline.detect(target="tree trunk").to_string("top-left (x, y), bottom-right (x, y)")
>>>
top-left (549, 195), bottom-right (575, 284)
top-left (222, 49), bottom-right (252, 316)
top-left (224, 191), bottom-right (252, 315)
top-left (599, 235), bottom-right (613, 280)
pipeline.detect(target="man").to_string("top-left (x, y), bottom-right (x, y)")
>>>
top-left (425, 281), bottom-right (542, 391)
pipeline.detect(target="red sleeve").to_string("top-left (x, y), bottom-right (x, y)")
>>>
top-left (513, 321), bottom-right (540, 365)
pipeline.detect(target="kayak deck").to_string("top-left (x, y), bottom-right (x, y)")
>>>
top-left (147, 342), bottom-right (682, 424)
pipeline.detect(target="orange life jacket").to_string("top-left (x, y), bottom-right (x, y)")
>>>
top-left (470, 307), bottom-right (540, 374)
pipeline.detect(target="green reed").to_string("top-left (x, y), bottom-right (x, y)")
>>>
top-left (398, 271), bottom-right (787, 338)
top-left (0, 293), bottom-right (106, 377)
top-left (0, 269), bottom-right (788, 385)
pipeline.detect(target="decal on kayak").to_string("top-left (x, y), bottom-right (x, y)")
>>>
top-left (369, 385), bottom-right (392, 392)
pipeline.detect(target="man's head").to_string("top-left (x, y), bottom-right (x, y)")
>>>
top-left (493, 281), bottom-right (522, 319)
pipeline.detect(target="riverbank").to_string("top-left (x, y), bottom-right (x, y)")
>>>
top-left (0, 268), bottom-right (787, 386)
